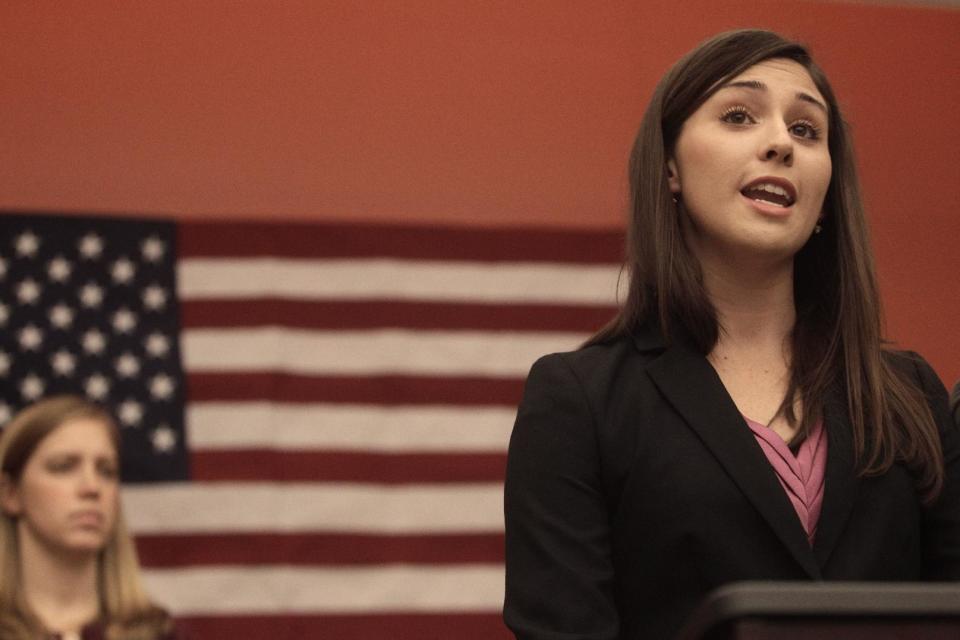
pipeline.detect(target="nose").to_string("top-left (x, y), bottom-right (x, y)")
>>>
top-left (761, 126), bottom-right (793, 166)
top-left (78, 464), bottom-right (103, 498)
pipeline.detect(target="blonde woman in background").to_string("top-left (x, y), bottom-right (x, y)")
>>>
top-left (0, 395), bottom-right (179, 640)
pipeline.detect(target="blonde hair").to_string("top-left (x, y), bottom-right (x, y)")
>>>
top-left (0, 395), bottom-right (173, 639)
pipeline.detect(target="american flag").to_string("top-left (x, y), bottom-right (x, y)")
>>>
top-left (0, 212), bottom-right (621, 639)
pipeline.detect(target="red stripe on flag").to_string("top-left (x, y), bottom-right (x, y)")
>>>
top-left (188, 373), bottom-right (526, 405)
top-left (178, 614), bottom-right (511, 640)
top-left (182, 299), bottom-right (615, 331)
top-left (179, 221), bottom-right (622, 263)
top-left (136, 533), bottom-right (505, 566)
top-left (191, 450), bottom-right (507, 483)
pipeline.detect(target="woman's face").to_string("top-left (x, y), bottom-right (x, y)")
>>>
top-left (2, 417), bottom-right (120, 556)
top-left (667, 58), bottom-right (832, 265)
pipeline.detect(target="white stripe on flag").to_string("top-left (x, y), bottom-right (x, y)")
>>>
top-left (143, 564), bottom-right (505, 614)
top-left (178, 258), bottom-right (621, 304)
top-left (123, 483), bottom-right (504, 533)
top-left (182, 328), bottom-right (587, 376)
top-left (188, 403), bottom-right (515, 452)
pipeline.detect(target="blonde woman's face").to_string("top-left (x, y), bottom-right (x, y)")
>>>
top-left (2, 418), bottom-right (120, 555)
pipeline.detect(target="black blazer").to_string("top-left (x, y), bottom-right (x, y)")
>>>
top-left (503, 325), bottom-right (960, 640)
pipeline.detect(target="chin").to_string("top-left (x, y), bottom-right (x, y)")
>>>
top-left (721, 238), bottom-right (797, 263)
top-left (61, 533), bottom-right (110, 554)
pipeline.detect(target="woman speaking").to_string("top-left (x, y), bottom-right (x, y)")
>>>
top-left (503, 29), bottom-right (959, 640)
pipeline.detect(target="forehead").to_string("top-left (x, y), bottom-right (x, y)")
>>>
top-left (33, 417), bottom-right (116, 456)
top-left (723, 58), bottom-right (824, 103)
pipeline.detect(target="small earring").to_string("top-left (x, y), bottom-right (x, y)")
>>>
top-left (813, 223), bottom-right (823, 234)
top-left (672, 194), bottom-right (679, 204)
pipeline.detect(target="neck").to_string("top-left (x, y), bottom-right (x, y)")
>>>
top-left (18, 525), bottom-right (101, 634)
top-left (697, 247), bottom-right (797, 351)
top-left (695, 248), bottom-right (801, 428)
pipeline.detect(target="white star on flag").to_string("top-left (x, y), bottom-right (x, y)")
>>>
top-left (20, 374), bottom-right (45, 401)
top-left (82, 329), bottom-right (107, 355)
top-left (144, 332), bottom-right (170, 357)
top-left (47, 256), bottom-right (72, 282)
top-left (118, 399), bottom-right (144, 427)
top-left (142, 285), bottom-right (167, 311)
top-left (115, 352), bottom-right (141, 378)
top-left (112, 308), bottom-right (137, 333)
top-left (50, 349), bottom-right (77, 376)
top-left (141, 236), bottom-right (165, 262)
top-left (16, 278), bottom-right (42, 304)
top-left (18, 324), bottom-right (43, 351)
top-left (78, 233), bottom-right (104, 259)
top-left (111, 257), bottom-right (136, 284)
top-left (84, 373), bottom-right (110, 400)
top-left (149, 374), bottom-right (175, 400)
top-left (79, 282), bottom-right (104, 308)
top-left (49, 303), bottom-right (75, 329)
top-left (15, 231), bottom-right (40, 258)
top-left (150, 425), bottom-right (178, 453)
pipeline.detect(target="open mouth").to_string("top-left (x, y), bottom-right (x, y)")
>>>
top-left (741, 181), bottom-right (796, 208)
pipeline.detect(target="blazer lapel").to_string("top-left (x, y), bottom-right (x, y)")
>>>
top-left (812, 382), bottom-right (860, 568)
top-left (640, 334), bottom-right (822, 578)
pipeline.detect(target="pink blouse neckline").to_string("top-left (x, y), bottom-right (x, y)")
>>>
top-left (743, 415), bottom-right (828, 546)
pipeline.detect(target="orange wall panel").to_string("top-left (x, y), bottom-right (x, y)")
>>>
top-left (1, 1), bottom-right (958, 383)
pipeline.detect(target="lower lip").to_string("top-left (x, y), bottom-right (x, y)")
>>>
top-left (71, 514), bottom-right (104, 528)
top-left (741, 193), bottom-right (793, 217)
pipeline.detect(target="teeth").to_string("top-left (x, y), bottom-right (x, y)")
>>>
top-left (744, 182), bottom-right (794, 205)
top-left (754, 196), bottom-right (786, 207)
top-left (753, 183), bottom-right (789, 198)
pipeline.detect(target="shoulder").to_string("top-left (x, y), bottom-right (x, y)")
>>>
top-left (884, 349), bottom-right (949, 401)
top-left (883, 350), bottom-right (957, 456)
top-left (527, 331), bottom-right (662, 390)
top-left (103, 606), bottom-right (180, 640)
top-left (517, 334), bottom-right (645, 430)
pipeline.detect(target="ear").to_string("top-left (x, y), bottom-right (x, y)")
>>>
top-left (666, 158), bottom-right (681, 194)
top-left (0, 474), bottom-right (22, 517)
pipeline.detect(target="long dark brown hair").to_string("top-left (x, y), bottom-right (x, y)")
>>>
top-left (589, 29), bottom-right (944, 501)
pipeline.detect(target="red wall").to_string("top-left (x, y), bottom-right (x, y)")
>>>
top-left (1, 1), bottom-right (958, 384)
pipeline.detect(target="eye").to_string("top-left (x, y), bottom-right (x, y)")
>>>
top-left (720, 105), bottom-right (755, 126)
top-left (789, 119), bottom-right (822, 140)
top-left (45, 457), bottom-right (78, 473)
top-left (97, 460), bottom-right (119, 480)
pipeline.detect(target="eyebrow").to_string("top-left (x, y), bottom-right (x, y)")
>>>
top-left (719, 80), bottom-right (828, 115)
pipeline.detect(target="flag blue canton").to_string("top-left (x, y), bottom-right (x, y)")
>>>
top-left (0, 213), bottom-right (189, 482)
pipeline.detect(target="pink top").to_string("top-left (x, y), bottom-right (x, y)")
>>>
top-left (743, 416), bottom-right (827, 546)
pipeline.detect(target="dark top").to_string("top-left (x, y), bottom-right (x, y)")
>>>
top-left (503, 326), bottom-right (960, 640)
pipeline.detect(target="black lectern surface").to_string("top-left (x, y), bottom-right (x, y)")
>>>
top-left (676, 581), bottom-right (960, 640)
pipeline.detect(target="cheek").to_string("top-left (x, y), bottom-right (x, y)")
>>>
top-left (103, 486), bottom-right (120, 522)
top-left (809, 153), bottom-right (833, 202)
top-left (17, 481), bottom-right (70, 526)
top-left (675, 134), bottom-right (739, 194)
top-left (22, 479), bottom-right (68, 509)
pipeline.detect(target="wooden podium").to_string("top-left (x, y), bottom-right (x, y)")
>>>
top-left (676, 582), bottom-right (960, 640)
